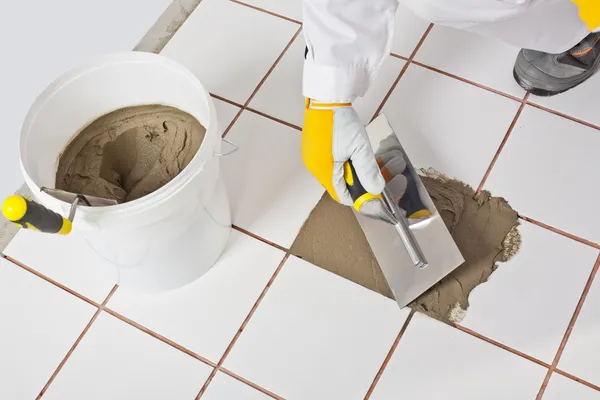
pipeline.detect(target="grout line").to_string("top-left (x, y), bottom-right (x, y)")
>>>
top-left (5, 250), bottom-right (285, 398)
top-left (210, 93), bottom-right (245, 109)
top-left (410, 61), bottom-right (523, 102)
top-left (454, 324), bottom-right (552, 369)
top-left (195, 253), bottom-right (291, 399)
top-left (223, 108), bottom-right (244, 137)
top-left (527, 102), bottom-right (600, 131)
top-left (407, 24), bottom-right (435, 61)
top-left (536, 253), bottom-right (600, 399)
top-left (246, 107), bottom-right (302, 131)
top-left (390, 53), bottom-right (410, 62)
top-left (219, 26), bottom-right (302, 138)
top-left (220, 367), bottom-right (285, 399)
top-left (229, 0), bottom-right (302, 25)
top-left (233, 225), bottom-right (289, 252)
top-left (554, 368), bottom-right (600, 392)
top-left (371, 62), bottom-right (410, 122)
top-left (476, 92), bottom-right (530, 194)
top-left (36, 285), bottom-right (118, 399)
top-left (372, 24), bottom-right (433, 120)
top-left (102, 307), bottom-right (218, 368)
top-left (244, 27), bottom-right (303, 107)
top-left (4, 256), bottom-right (100, 308)
top-left (364, 310), bottom-right (415, 399)
top-left (519, 216), bottom-right (600, 250)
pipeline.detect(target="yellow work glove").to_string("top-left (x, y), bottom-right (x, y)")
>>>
top-left (302, 100), bottom-right (385, 206)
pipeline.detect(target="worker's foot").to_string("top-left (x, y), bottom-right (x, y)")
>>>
top-left (513, 32), bottom-right (600, 96)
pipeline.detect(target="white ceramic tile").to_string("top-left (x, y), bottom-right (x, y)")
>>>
top-left (415, 25), bottom-right (526, 97)
top-left (222, 112), bottom-right (324, 248)
top-left (544, 373), bottom-right (600, 400)
top-left (0, 259), bottom-right (96, 400)
top-left (43, 312), bottom-right (212, 400)
top-left (392, 4), bottom-right (431, 58)
top-left (460, 221), bottom-right (598, 363)
top-left (224, 256), bottom-right (408, 399)
top-left (250, 34), bottom-right (406, 127)
top-left (558, 266), bottom-right (600, 386)
top-left (107, 231), bottom-right (285, 362)
top-left (530, 73), bottom-right (600, 128)
top-left (248, 33), bottom-right (305, 127)
top-left (370, 313), bottom-right (548, 400)
top-left (213, 97), bottom-right (241, 132)
top-left (203, 372), bottom-right (271, 400)
top-left (382, 64), bottom-right (520, 187)
top-left (354, 57), bottom-right (406, 123)
top-left (161, 0), bottom-right (299, 104)
top-left (485, 106), bottom-right (600, 243)
top-left (3, 230), bottom-right (117, 303)
top-left (236, 0), bottom-right (302, 21)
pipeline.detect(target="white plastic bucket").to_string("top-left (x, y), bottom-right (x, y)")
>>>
top-left (19, 52), bottom-right (232, 293)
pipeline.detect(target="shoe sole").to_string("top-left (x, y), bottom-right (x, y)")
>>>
top-left (512, 68), bottom-right (577, 97)
top-left (514, 50), bottom-right (600, 97)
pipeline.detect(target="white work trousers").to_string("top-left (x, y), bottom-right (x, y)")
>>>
top-left (303, 0), bottom-right (591, 102)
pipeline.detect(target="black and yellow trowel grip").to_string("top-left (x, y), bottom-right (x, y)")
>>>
top-left (2, 196), bottom-right (72, 235)
top-left (343, 161), bottom-right (383, 212)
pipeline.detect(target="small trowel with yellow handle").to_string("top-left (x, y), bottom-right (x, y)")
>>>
top-left (346, 115), bottom-right (464, 308)
top-left (344, 160), bottom-right (429, 269)
top-left (2, 188), bottom-right (117, 235)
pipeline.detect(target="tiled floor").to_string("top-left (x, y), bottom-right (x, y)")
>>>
top-left (3, 0), bottom-right (600, 399)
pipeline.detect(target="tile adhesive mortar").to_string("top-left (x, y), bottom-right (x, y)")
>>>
top-left (291, 170), bottom-right (521, 324)
top-left (55, 105), bottom-right (205, 203)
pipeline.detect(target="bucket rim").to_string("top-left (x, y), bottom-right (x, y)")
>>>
top-left (20, 51), bottom-right (220, 216)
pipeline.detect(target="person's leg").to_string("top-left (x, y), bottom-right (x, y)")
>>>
top-left (404, 0), bottom-right (599, 96)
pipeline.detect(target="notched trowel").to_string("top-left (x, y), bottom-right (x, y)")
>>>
top-left (347, 115), bottom-right (464, 308)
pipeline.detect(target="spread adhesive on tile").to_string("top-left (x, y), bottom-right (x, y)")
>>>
top-left (291, 171), bottom-right (520, 324)
top-left (56, 105), bottom-right (206, 203)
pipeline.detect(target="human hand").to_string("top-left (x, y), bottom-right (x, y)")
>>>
top-left (301, 100), bottom-right (385, 206)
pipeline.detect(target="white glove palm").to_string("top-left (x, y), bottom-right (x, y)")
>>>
top-left (302, 101), bottom-right (385, 206)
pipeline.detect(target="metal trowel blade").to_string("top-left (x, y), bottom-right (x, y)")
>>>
top-left (41, 188), bottom-right (119, 207)
top-left (352, 115), bottom-right (464, 308)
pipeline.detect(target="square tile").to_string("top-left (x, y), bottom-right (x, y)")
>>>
top-left (3, 230), bottom-right (118, 303)
top-left (247, 33), bottom-right (305, 127)
top-left (530, 73), bottom-right (600, 128)
top-left (370, 313), bottom-right (548, 400)
top-left (204, 372), bottom-right (271, 400)
top-left (224, 256), bottom-right (408, 399)
top-left (107, 231), bottom-right (285, 362)
top-left (222, 111), bottom-right (324, 248)
top-left (391, 4), bottom-right (431, 58)
top-left (544, 374), bottom-right (600, 400)
top-left (213, 97), bottom-right (241, 132)
top-left (161, 0), bottom-right (299, 104)
top-left (459, 221), bottom-right (599, 363)
top-left (484, 106), bottom-right (600, 243)
top-left (354, 57), bottom-right (406, 123)
top-left (42, 312), bottom-right (212, 400)
top-left (235, 0), bottom-right (302, 21)
top-left (558, 265), bottom-right (600, 386)
top-left (414, 25), bottom-right (526, 97)
top-left (0, 259), bottom-right (96, 400)
top-left (250, 34), bottom-right (406, 127)
top-left (382, 64), bottom-right (521, 187)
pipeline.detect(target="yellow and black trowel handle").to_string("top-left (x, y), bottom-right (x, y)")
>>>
top-left (344, 160), bottom-right (428, 269)
top-left (343, 161), bottom-right (385, 214)
top-left (2, 196), bottom-right (72, 235)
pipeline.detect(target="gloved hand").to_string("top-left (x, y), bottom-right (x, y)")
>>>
top-left (301, 100), bottom-right (385, 206)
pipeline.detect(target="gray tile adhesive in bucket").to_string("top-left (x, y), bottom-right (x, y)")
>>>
top-left (0, 0), bottom-right (204, 253)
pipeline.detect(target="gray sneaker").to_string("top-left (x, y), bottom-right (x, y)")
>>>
top-left (513, 32), bottom-right (600, 96)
